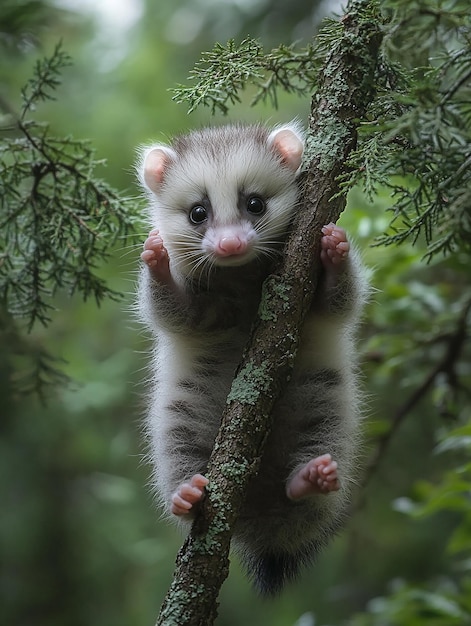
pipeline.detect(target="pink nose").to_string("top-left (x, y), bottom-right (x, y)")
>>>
top-left (217, 236), bottom-right (247, 256)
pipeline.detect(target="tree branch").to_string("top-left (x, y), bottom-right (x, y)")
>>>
top-left (363, 297), bottom-right (471, 483)
top-left (156, 2), bottom-right (382, 624)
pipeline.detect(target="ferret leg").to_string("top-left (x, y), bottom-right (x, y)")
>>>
top-left (141, 229), bottom-right (173, 286)
top-left (315, 223), bottom-right (365, 314)
top-left (170, 474), bottom-right (209, 516)
top-left (286, 454), bottom-right (340, 501)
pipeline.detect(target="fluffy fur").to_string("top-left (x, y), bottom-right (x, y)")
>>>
top-left (136, 122), bottom-right (367, 594)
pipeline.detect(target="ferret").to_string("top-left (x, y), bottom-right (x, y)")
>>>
top-left (136, 122), bottom-right (367, 595)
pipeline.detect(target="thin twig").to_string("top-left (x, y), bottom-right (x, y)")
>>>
top-left (363, 298), bottom-right (471, 483)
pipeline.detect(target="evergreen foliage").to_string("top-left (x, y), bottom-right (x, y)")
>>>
top-left (171, 38), bottom-right (318, 113)
top-left (0, 43), bottom-right (136, 393)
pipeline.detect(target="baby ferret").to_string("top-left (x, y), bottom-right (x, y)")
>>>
top-left (136, 122), bottom-right (367, 595)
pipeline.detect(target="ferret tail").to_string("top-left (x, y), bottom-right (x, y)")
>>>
top-left (242, 544), bottom-right (320, 596)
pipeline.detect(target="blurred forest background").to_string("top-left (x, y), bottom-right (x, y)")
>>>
top-left (1, 1), bottom-right (470, 625)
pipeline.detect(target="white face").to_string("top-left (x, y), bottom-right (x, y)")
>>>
top-left (141, 124), bottom-right (303, 280)
top-left (156, 158), bottom-right (298, 277)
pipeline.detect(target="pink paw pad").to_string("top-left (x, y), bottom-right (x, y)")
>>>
top-left (321, 223), bottom-right (350, 267)
top-left (308, 454), bottom-right (340, 494)
top-left (286, 453), bottom-right (340, 501)
top-left (170, 474), bottom-right (209, 517)
top-left (141, 229), bottom-right (171, 283)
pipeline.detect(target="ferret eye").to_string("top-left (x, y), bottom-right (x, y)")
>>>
top-left (189, 205), bottom-right (208, 224)
top-left (246, 195), bottom-right (266, 216)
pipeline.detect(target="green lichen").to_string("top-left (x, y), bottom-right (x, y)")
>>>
top-left (226, 361), bottom-right (272, 405)
top-left (159, 588), bottom-right (192, 625)
top-left (192, 534), bottom-right (222, 555)
top-left (191, 488), bottom-right (231, 555)
top-left (305, 112), bottom-right (351, 173)
top-left (159, 582), bottom-right (213, 624)
top-left (259, 276), bottom-right (292, 321)
top-left (192, 517), bottom-right (225, 555)
top-left (303, 6), bottom-right (380, 174)
top-left (220, 460), bottom-right (250, 481)
top-left (271, 280), bottom-right (292, 309)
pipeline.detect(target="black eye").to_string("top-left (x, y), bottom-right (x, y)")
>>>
top-left (247, 195), bottom-right (266, 216)
top-left (189, 205), bottom-right (208, 224)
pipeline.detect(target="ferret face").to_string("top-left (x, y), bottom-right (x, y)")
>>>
top-left (139, 123), bottom-right (303, 279)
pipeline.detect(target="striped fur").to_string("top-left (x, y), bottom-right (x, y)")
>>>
top-left (136, 123), bottom-right (367, 594)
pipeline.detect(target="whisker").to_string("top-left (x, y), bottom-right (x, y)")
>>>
top-left (172, 247), bottom-right (207, 278)
top-left (119, 246), bottom-right (147, 260)
top-left (255, 215), bottom-right (292, 241)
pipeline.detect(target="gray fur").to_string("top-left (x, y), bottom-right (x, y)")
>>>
top-left (136, 122), bottom-right (368, 594)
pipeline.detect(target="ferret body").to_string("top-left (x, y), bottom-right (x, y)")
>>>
top-left (136, 122), bottom-right (367, 595)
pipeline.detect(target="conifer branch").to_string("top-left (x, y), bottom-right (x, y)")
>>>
top-left (0, 43), bottom-right (136, 331)
top-left (0, 43), bottom-right (137, 394)
top-left (170, 37), bottom-right (319, 114)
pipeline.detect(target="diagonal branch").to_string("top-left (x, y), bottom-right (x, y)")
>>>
top-left (363, 297), bottom-right (471, 483)
top-left (156, 2), bottom-right (383, 624)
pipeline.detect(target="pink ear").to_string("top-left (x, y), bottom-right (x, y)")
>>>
top-left (269, 127), bottom-right (304, 172)
top-left (143, 148), bottom-right (174, 193)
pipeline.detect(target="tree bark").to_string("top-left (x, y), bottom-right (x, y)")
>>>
top-left (156, 1), bottom-right (382, 624)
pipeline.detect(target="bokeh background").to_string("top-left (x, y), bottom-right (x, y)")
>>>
top-left (2, 2), bottom-right (470, 625)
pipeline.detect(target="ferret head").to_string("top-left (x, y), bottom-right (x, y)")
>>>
top-left (138, 122), bottom-right (303, 279)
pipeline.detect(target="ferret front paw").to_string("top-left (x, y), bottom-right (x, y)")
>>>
top-left (320, 223), bottom-right (350, 269)
top-left (286, 453), bottom-right (340, 501)
top-left (141, 229), bottom-right (172, 284)
top-left (170, 474), bottom-right (209, 516)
